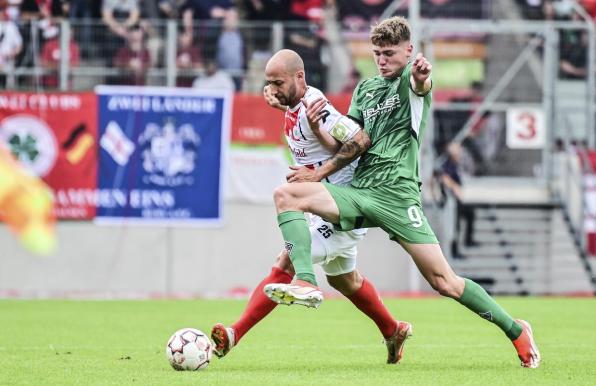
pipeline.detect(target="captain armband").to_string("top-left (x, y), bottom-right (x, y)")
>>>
top-left (328, 115), bottom-right (361, 143)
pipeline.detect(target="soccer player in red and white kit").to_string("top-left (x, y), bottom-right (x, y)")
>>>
top-left (211, 49), bottom-right (412, 364)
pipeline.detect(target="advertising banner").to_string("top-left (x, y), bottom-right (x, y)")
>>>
top-left (95, 86), bottom-right (231, 225)
top-left (0, 92), bottom-right (98, 219)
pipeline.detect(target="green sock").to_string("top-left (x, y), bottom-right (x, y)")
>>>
top-left (457, 279), bottom-right (522, 340)
top-left (277, 211), bottom-right (316, 286)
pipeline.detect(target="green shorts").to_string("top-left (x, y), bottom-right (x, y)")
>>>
top-left (323, 180), bottom-right (438, 244)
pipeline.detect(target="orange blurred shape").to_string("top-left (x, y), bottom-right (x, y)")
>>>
top-left (0, 146), bottom-right (56, 255)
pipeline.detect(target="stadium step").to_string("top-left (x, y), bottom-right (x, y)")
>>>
top-left (450, 201), bottom-right (594, 295)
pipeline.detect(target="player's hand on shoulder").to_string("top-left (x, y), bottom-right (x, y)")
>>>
top-left (302, 97), bottom-right (328, 131)
top-left (286, 165), bottom-right (321, 183)
top-left (263, 85), bottom-right (286, 111)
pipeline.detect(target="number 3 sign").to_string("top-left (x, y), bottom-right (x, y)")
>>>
top-left (506, 107), bottom-right (545, 149)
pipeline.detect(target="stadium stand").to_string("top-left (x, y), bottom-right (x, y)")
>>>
top-left (1, 0), bottom-right (595, 296)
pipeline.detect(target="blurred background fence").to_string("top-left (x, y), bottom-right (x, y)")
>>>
top-left (1, 0), bottom-right (596, 297)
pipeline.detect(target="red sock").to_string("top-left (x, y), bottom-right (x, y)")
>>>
top-left (346, 277), bottom-right (398, 339)
top-left (231, 267), bottom-right (293, 343)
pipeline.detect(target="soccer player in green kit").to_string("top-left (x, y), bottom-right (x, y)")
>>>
top-left (264, 16), bottom-right (541, 368)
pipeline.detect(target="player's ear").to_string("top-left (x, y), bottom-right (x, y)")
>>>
top-left (295, 70), bottom-right (305, 80)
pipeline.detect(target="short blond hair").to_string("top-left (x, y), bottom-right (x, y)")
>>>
top-left (370, 16), bottom-right (411, 46)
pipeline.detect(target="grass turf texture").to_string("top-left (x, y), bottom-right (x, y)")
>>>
top-left (1, 297), bottom-right (595, 385)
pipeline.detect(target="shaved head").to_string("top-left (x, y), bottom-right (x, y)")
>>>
top-left (265, 49), bottom-right (304, 76)
top-left (264, 49), bottom-right (307, 107)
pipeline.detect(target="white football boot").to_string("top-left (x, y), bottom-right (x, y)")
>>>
top-left (263, 280), bottom-right (323, 308)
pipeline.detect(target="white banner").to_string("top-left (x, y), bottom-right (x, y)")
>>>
top-left (225, 146), bottom-right (289, 204)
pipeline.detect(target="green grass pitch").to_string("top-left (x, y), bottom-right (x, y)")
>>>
top-left (1, 297), bottom-right (595, 385)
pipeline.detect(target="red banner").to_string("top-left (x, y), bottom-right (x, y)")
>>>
top-left (0, 92), bottom-right (98, 219)
top-left (231, 93), bottom-right (352, 146)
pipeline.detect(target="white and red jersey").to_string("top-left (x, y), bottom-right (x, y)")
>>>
top-left (283, 86), bottom-right (361, 186)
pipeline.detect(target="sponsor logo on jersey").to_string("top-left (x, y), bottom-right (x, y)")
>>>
top-left (289, 146), bottom-right (307, 159)
top-left (362, 94), bottom-right (401, 121)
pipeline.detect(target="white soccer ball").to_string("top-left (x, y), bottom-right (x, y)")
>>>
top-left (165, 328), bottom-right (213, 371)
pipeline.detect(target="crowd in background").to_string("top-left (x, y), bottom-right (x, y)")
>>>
top-left (1, 0), bottom-right (595, 256)
top-left (0, 0), bottom-right (594, 90)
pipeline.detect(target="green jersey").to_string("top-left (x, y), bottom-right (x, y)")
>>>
top-left (347, 62), bottom-right (432, 188)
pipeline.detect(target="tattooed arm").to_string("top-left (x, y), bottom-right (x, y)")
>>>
top-left (286, 129), bottom-right (371, 183)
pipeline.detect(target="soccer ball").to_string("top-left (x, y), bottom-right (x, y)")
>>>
top-left (165, 328), bottom-right (213, 371)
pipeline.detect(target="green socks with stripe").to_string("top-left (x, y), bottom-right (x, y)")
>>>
top-left (457, 279), bottom-right (522, 340)
top-left (277, 211), bottom-right (317, 286)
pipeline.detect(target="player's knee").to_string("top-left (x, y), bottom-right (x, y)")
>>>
top-left (327, 271), bottom-right (362, 296)
top-left (430, 275), bottom-right (460, 298)
top-left (273, 185), bottom-right (298, 211)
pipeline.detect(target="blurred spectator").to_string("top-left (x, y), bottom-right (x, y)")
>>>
top-left (63, 0), bottom-right (101, 18)
top-left (139, 18), bottom-right (163, 68)
top-left (582, 0), bottom-right (596, 19)
top-left (551, 0), bottom-right (574, 18)
top-left (519, 0), bottom-right (544, 19)
top-left (140, 0), bottom-right (160, 20)
top-left (441, 142), bottom-right (479, 258)
top-left (40, 22), bottom-right (80, 88)
top-left (158, 0), bottom-right (193, 39)
top-left (284, 1), bottom-right (326, 90)
top-left (242, 0), bottom-right (289, 20)
top-left (434, 82), bottom-right (488, 175)
top-left (64, 0), bottom-right (95, 58)
top-left (37, 0), bottom-right (67, 18)
top-left (192, 59), bottom-right (234, 91)
top-left (560, 29), bottom-right (587, 79)
top-left (288, 0), bottom-right (323, 21)
top-left (421, 0), bottom-right (488, 19)
top-left (559, 10), bottom-right (588, 79)
top-left (336, 0), bottom-right (400, 31)
top-left (3, 0), bottom-right (21, 20)
top-left (158, 0), bottom-right (188, 18)
top-left (216, 9), bottom-right (243, 90)
top-left (102, 0), bottom-right (141, 62)
top-left (176, 28), bottom-right (201, 87)
top-left (185, 0), bottom-right (234, 20)
top-left (0, 9), bottom-right (23, 87)
top-left (20, 0), bottom-right (66, 19)
top-left (112, 23), bottom-right (150, 85)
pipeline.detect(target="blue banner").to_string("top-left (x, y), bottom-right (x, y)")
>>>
top-left (95, 86), bottom-right (230, 225)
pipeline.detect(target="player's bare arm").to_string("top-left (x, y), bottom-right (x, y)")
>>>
top-left (263, 85), bottom-right (287, 112)
top-left (410, 52), bottom-right (432, 95)
top-left (302, 97), bottom-right (342, 153)
top-left (286, 129), bottom-right (371, 183)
